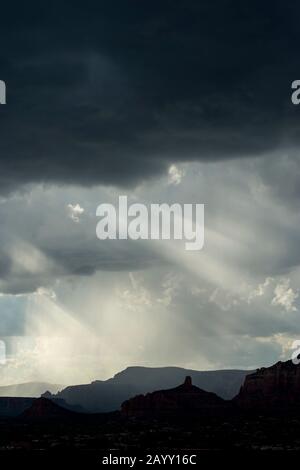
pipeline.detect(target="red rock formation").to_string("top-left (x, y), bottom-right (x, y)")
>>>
top-left (121, 376), bottom-right (226, 418)
top-left (235, 360), bottom-right (300, 410)
top-left (21, 397), bottom-right (78, 420)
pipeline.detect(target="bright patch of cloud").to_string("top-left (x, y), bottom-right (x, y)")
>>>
top-left (247, 277), bottom-right (273, 302)
top-left (67, 203), bottom-right (84, 222)
top-left (271, 279), bottom-right (298, 312)
top-left (248, 277), bottom-right (298, 312)
top-left (168, 165), bottom-right (185, 185)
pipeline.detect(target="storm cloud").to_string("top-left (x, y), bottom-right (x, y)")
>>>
top-left (0, 1), bottom-right (300, 193)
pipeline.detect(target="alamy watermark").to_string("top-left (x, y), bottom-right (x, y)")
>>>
top-left (0, 80), bottom-right (6, 104)
top-left (96, 196), bottom-right (204, 251)
top-left (291, 340), bottom-right (300, 365)
top-left (0, 340), bottom-right (6, 365)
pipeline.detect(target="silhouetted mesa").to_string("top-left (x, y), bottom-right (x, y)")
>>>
top-left (48, 366), bottom-right (251, 413)
top-left (20, 397), bottom-right (79, 421)
top-left (235, 360), bottom-right (300, 411)
top-left (121, 376), bottom-right (228, 418)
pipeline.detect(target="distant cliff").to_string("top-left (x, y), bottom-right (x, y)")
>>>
top-left (49, 366), bottom-right (251, 413)
top-left (235, 360), bottom-right (300, 410)
top-left (0, 382), bottom-right (62, 398)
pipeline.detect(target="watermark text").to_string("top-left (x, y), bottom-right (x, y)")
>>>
top-left (96, 196), bottom-right (204, 251)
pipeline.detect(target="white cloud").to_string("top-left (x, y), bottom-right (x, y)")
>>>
top-left (247, 277), bottom-right (273, 303)
top-left (248, 277), bottom-right (299, 312)
top-left (67, 203), bottom-right (84, 222)
top-left (168, 164), bottom-right (185, 185)
top-left (35, 286), bottom-right (57, 300)
top-left (271, 279), bottom-right (298, 312)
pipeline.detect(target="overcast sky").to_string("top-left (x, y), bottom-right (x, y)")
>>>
top-left (1, 1), bottom-right (300, 385)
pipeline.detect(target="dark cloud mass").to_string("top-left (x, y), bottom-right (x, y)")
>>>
top-left (0, 0), bottom-right (300, 192)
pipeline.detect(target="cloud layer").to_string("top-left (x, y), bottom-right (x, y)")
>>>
top-left (1, 1), bottom-right (300, 192)
top-left (0, 156), bottom-right (300, 382)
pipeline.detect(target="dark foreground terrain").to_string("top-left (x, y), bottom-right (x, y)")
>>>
top-left (2, 360), bottom-right (300, 457)
top-left (1, 412), bottom-right (300, 452)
